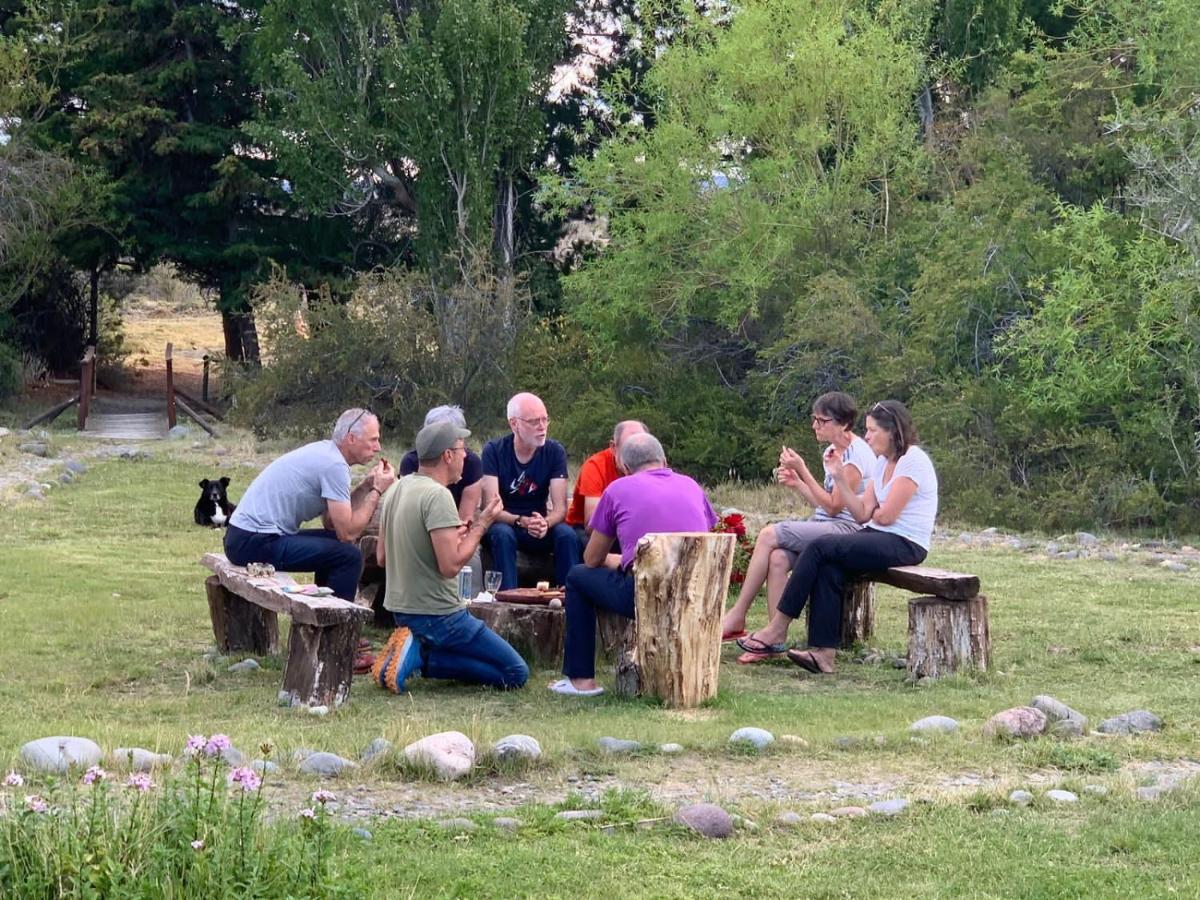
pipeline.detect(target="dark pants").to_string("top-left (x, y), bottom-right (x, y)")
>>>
top-left (393, 609), bottom-right (528, 689)
top-left (224, 525), bottom-right (363, 602)
top-left (562, 563), bottom-right (635, 680)
top-left (778, 528), bottom-right (927, 648)
top-left (486, 521), bottom-right (582, 590)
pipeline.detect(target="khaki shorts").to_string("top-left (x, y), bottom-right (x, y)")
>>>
top-left (772, 518), bottom-right (861, 565)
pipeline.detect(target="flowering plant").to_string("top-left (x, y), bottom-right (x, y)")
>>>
top-left (712, 512), bottom-right (753, 584)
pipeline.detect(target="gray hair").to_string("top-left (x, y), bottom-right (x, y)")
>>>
top-left (613, 419), bottom-right (647, 445)
top-left (619, 432), bottom-right (666, 473)
top-left (424, 405), bottom-right (467, 429)
top-left (331, 408), bottom-right (376, 443)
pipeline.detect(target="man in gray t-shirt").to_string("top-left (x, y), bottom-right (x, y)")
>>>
top-left (224, 408), bottom-right (396, 601)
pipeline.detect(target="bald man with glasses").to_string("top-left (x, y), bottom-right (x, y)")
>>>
top-left (479, 392), bottom-right (581, 590)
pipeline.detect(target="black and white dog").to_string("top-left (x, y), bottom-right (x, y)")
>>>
top-left (194, 477), bottom-right (236, 527)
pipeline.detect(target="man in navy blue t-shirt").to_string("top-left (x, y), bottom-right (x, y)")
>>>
top-left (480, 392), bottom-right (581, 589)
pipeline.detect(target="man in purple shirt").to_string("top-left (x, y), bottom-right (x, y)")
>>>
top-left (550, 432), bottom-right (718, 696)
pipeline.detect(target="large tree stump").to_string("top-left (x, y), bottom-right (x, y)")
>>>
top-left (468, 601), bottom-right (565, 668)
top-left (630, 531), bottom-right (735, 708)
top-left (597, 609), bottom-right (640, 697)
top-left (205, 576), bottom-right (278, 655)
top-left (907, 594), bottom-right (990, 679)
top-left (282, 620), bottom-right (363, 708)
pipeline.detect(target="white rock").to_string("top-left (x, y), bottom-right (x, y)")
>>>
top-left (1008, 789), bottom-right (1034, 806)
top-left (20, 737), bottom-right (103, 774)
top-left (660, 743), bottom-right (685, 754)
top-left (910, 715), bottom-right (959, 734)
top-left (110, 748), bottom-right (173, 771)
top-left (728, 727), bottom-right (774, 750)
top-left (1046, 789), bottom-right (1078, 804)
top-left (493, 734), bottom-right (542, 762)
top-left (404, 731), bottom-right (475, 780)
top-left (810, 812), bottom-right (838, 823)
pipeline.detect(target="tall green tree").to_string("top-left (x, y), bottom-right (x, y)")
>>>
top-left (251, 0), bottom-right (569, 271)
top-left (10, 0), bottom-right (356, 361)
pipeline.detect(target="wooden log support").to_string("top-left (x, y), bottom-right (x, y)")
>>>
top-left (597, 609), bottom-right (640, 697)
top-left (201, 354), bottom-right (210, 402)
top-left (165, 342), bottom-right (176, 429)
top-left (469, 601), bottom-right (566, 669)
top-left (205, 576), bottom-right (279, 655)
top-left (78, 346), bottom-right (95, 431)
top-left (907, 594), bottom-right (991, 679)
top-left (175, 395), bottom-right (216, 436)
top-left (630, 531), bottom-right (735, 708)
top-left (841, 580), bottom-right (876, 647)
top-left (282, 619), bottom-right (363, 708)
top-left (22, 394), bottom-right (80, 430)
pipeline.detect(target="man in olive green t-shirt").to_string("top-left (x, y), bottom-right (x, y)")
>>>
top-left (375, 420), bottom-right (528, 691)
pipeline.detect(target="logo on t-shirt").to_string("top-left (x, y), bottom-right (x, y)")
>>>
top-left (508, 470), bottom-right (540, 498)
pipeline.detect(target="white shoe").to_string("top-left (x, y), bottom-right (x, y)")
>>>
top-left (548, 678), bottom-right (604, 697)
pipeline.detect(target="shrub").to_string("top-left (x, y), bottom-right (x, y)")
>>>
top-left (0, 341), bottom-right (22, 400)
top-left (0, 737), bottom-right (343, 898)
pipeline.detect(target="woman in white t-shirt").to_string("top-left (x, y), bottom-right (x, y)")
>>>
top-left (737, 400), bottom-right (937, 674)
top-left (725, 392), bottom-right (877, 663)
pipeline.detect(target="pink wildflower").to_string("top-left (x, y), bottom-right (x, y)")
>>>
top-left (81, 765), bottom-right (108, 786)
top-left (204, 734), bottom-right (232, 758)
top-left (185, 734), bottom-right (207, 754)
top-left (3, 771), bottom-right (23, 787)
top-left (191, 839), bottom-right (205, 851)
top-left (126, 773), bottom-right (155, 792)
top-left (298, 807), bottom-right (316, 819)
top-left (24, 794), bottom-right (49, 813)
top-left (228, 766), bottom-right (261, 792)
top-left (311, 789), bottom-right (336, 805)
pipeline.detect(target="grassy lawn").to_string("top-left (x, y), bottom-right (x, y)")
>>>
top-left (1, 429), bottom-right (1198, 897)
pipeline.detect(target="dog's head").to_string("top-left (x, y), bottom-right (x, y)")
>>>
top-left (198, 477), bottom-right (231, 504)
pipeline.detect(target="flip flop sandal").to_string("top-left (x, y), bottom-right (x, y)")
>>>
top-left (786, 649), bottom-right (830, 675)
top-left (736, 648), bottom-right (784, 665)
top-left (721, 629), bottom-right (748, 643)
top-left (735, 634), bottom-right (789, 655)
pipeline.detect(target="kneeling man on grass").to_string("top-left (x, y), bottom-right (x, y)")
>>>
top-left (376, 420), bottom-right (529, 692)
top-left (551, 432), bottom-right (717, 697)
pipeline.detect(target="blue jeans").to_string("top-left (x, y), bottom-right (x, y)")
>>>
top-left (393, 608), bottom-right (529, 690)
top-left (562, 563), bottom-right (635, 680)
top-left (486, 521), bottom-right (582, 590)
top-left (224, 525), bottom-right (362, 602)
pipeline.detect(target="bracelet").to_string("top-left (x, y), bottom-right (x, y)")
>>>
top-left (369, 486), bottom-right (382, 496)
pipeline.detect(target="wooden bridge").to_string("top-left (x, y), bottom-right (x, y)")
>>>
top-left (24, 343), bottom-right (223, 438)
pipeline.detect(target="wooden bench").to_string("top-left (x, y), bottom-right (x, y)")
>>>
top-left (200, 553), bottom-right (372, 707)
top-left (832, 565), bottom-right (990, 679)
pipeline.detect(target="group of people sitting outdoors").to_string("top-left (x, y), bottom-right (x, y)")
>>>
top-left (224, 389), bottom-right (937, 697)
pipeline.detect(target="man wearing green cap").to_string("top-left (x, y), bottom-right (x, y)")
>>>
top-left (375, 420), bottom-right (529, 691)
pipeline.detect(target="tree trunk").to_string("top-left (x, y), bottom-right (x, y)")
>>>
top-left (205, 576), bottom-right (279, 655)
top-left (88, 267), bottom-right (100, 347)
top-left (629, 532), bottom-right (735, 708)
top-left (841, 580), bottom-right (875, 646)
top-left (907, 595), bottom-right (991, 680)
top-left (220, 306), bottom-right (260, 364)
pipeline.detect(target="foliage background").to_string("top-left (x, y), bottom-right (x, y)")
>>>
top-left (3, 0), bottom-right (1200, 531)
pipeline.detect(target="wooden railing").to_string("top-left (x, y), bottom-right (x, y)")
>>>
top-left (77, 345), bottom-right (96, 430)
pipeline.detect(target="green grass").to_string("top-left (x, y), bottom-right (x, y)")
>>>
top-left (2, 431), bottom-right (1199, 896)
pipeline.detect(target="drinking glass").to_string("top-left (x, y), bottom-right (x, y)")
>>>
top-left (485, 570), bottom-right (502, 593)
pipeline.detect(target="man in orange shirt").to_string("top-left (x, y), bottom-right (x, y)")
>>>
top-left (566, 420), bottom-right (647, 546)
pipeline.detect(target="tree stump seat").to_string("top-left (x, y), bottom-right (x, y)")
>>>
top-left (828, 565), bottom-right (990, 679)
top-left (200, 552), bottom-right (371, 708)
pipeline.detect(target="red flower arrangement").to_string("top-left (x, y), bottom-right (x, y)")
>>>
top-left (712, 512), bottom-right (753, 584)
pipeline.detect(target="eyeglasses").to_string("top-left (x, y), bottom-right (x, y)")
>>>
top-left (811, 415), bottom-right (834, 425)
top-left (344, 407), bottom-right (371, 435)
top-left (517, 416), bottom-right (550, 427)
top-left (449, 444), bottom-right (468, 455)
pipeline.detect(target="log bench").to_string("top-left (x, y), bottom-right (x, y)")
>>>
top-left (832, 565), bottom-right (990, 679)
top-left (200, 553), bottom-right (372, 707)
